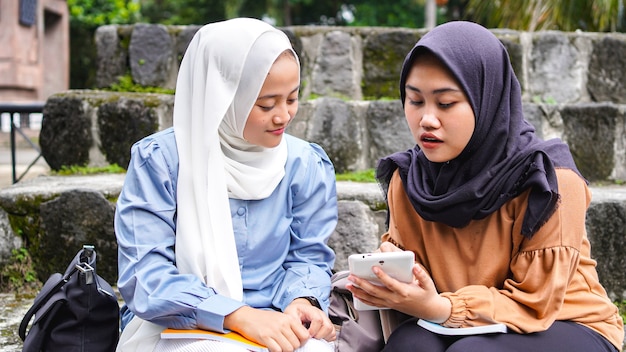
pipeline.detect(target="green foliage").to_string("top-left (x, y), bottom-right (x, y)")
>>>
top-left (106, 75), bottom-right (175, 94)
top-left (348, 0), bottom-right (427, 28)
top-left (67, 0), bottom-right (141, 26)
top-left (463, 0), bottom-right (625, 32)
top-left (532, 95), bottom-right (557, 104)
top-left (336, 169), bottom-right (376, 182)
top-left (139, 0), bottom-right (350, 27)
top-left (0, 248), bottom-right (40, 294)
top-left (140, 0), bottom-right (225, 25)
top-left (616, 300), bottom-right (626, 323)
top-left (68, 0), bottom-right (626, 90)
top-left (68, 0), bottom-right (142, 89)
top-left (52, 164), bottom-right (126, 176)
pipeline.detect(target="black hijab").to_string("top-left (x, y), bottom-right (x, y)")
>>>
top-left (377, 21), bottom-right (583, 238)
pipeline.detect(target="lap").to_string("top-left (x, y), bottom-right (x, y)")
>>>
top-left (154, 339), bottom-right (249, 352)
top-left (154, 338), bottom-right (334, 352)
top-left (383, 319), bottom-right (618, 352)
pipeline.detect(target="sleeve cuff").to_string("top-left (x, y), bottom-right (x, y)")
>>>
top-left (196, 294), bottom-right (246, 333)
top-left (439, 292), bottom-right (467, 328)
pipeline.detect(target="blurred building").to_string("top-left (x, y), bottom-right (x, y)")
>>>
top-left (0, 0), bottom-right (69, 102)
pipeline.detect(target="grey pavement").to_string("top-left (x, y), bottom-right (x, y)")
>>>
top-left (0, 294), bottom-right (32, 352)
top-left (0, 133), bottom-right (50, 189)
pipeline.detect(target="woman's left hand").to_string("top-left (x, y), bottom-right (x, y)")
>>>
top-left (284, 298), bottom-right (337, 342)
top-left (346, 264), bottom-right (451, 323)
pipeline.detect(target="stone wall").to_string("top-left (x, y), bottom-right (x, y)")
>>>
top-left (39, 91), bottom-right (626, 182)
top-left (94, 24), bottom-right (626, 105)
top-left (39, 24), bottom-right (626, 181)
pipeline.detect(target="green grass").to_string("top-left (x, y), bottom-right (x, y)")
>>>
top-left (0, 248), bottom-right (40, 294)
top-left (52, 164), bottom-right (126, 176)
top-left (336, 168), bottom-right (376, 183)
top-left (51, 165), bottom-right (378, 180)
top-left (106, 75), bottom-right (175, 94)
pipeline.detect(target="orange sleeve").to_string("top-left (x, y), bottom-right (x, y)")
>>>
top-left (441, 169), bottom-right (589, 333)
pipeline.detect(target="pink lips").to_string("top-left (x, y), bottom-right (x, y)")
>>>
top-left (420, 132), bottom-right (442, 149)
top-left (269, 127), bottom-right (285, 135)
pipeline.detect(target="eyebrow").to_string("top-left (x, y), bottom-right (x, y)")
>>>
top-left (257, 86), bottom-right (300, 100)
top-left (405, 84), bottom-right (460, 95)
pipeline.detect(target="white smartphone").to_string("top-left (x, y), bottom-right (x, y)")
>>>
top-left (348, 251), bottom-right (415, 310)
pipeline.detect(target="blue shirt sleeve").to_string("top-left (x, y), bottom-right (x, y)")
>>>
top-left (115, 130), bottom-right (245, 333)
top-left (115, 131), bottom-right (337, 333)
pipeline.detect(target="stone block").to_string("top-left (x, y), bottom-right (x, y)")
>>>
top-left (588, 35), bottom-right (626, 104)
top-left (39, 91), bottom-right (174, 170)
top-left (366, 100), bottom-right (414, 166)
top-left (129, 23), bottom-right (175, 88)
top-left (0, 208), bottom-right (22, 267)
top-left (561, 103), bottom-right (622, 182)
top-left (362, 29), bottom-right (422, 99)
top-left (492, 29), bottom-right (525, 91)
top-left (38, 189), bottom-right (118, 284)
top-left (95, 25), bottom-right (131, 89)
top-left (98, 98), bottom-right (160, 169)
top-left (529, 31), bottom-right (590, 104)
top-left (585, 186), bottom-right (626, 301)
top-left (174, 25), bottom-right (202, 68)
top-left (304, 98), bottom-right (365, 173)
top-left (39, 95), bottom-right (93, 170)
top-left (310, 30), bottom-right (362, 100)
top-left (0, 174), bottom-right (125, 284)
top-left (521, 102), bottom-right (546, 139)
top-left (330, 200), bottom-right (381, 272)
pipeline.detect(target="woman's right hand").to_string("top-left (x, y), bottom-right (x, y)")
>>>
top-left (224, 305), bottom-right (311, 352)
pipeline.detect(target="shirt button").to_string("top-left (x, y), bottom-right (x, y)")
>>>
top-left (237, 207), bottom-right (246, 216)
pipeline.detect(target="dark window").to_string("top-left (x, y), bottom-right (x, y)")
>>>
top-left (20, 0), bottom-right (38, 27)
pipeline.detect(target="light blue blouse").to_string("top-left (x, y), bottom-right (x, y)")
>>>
top-left (115, 127), bottom-right (337, 333)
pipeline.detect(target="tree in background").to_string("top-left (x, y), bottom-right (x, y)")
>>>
top-left (68, 0), bottom-right (141, 88)
top-left (138, 0), bottom-right (224, 25)
top-left (138, 0), bottom-right (347, 26)
top-left (462, 0), bottom-right (626, 32)
top-left (347, 0), bottom-right (427, 28)
top-left (68, 0), bottom-right (625, 88)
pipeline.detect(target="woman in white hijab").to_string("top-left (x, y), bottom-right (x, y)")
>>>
top-left (114, 18), bottom-right (338, 352)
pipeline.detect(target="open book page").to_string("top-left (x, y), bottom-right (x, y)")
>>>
top-left (161, 328), bottom-right (268, 352)
top-left (417, 319), bottom-right (508, 336)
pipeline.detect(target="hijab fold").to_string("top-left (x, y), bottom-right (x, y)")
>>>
top-left (377, 21), bottom-right (583, 237)
top-left (173, 18), bottom-right (297, 300)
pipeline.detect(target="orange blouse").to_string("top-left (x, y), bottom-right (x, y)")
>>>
top-left (381, 168), bottom-right (624, 349)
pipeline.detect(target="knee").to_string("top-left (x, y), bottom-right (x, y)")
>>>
top-left (382, 323), bottom-right (421, 351)
top-left (447, 336), bottom-right (490, 352)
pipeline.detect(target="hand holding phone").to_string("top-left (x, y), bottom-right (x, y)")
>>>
top-left (348, 251), bottom-right (415, 310)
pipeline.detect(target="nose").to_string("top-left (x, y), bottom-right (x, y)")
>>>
top-left (420, 109), bottom-right (440, 129)
top-left (272, 103), bottom-right (291, 125)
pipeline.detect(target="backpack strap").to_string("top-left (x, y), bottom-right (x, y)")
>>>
top-left (18, 265), bottom-right (78, 341)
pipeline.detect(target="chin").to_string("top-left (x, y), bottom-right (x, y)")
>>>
top-left (423, 154), bottom-right (451, 163)
top-left (264, 139), bottom-right (283, 149)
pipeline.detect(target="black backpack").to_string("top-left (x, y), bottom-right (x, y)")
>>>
top-left (18, 245), bottom-right (120, 352)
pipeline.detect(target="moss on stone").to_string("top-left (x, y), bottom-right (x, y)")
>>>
top-left (116, 25), bottom-right (133, 50)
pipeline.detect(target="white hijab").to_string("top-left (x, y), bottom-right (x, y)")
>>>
top-left (173, 18), bottom-right (298, 300)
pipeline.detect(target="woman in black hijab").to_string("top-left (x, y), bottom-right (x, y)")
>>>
top-left (347, 21), bottom-right (623, 351)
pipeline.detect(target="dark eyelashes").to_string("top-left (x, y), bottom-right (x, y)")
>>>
top-left (408, 100), bottom-right (455, 108)
top-left (257, 98), bottom-right (298, 111)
